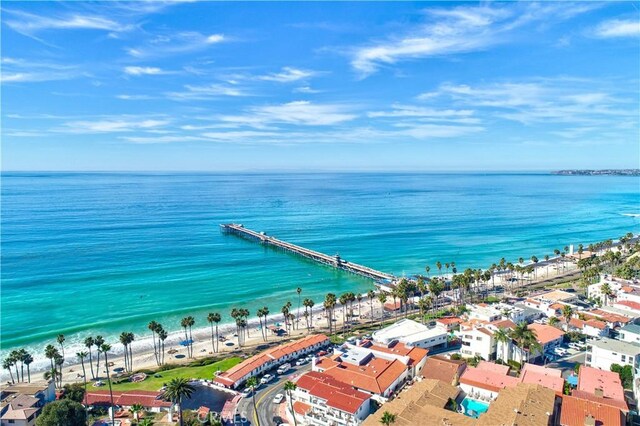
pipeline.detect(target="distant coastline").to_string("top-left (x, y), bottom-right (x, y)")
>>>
top-left (552, 169), bottom-right (640, 176)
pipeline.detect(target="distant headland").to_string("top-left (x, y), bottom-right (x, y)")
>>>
top-left (552, 169), bottom-right (640, 176)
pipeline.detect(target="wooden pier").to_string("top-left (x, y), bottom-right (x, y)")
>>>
top-left (220, 223), bottom-right (395, 282)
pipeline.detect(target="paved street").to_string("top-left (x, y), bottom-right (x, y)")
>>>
top-left (237, 362), bottom-right (312, 425)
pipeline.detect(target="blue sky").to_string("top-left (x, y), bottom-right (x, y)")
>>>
top-left (2, 1), bottom-right (639, 171)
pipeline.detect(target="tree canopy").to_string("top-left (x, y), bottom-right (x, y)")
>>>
top-left (36, 399), bottom-right (87, 426)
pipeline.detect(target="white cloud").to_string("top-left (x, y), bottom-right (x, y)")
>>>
top-left (166, 83), bottom-right (250, 100)
top-left (258, 67), bottom-right (317, 83)
top-left (593, 19), bottom-right (640, 38)
top-left (368, 105), bottom-right (474, 119)
top-left (126, 31), bottom-right (227, 58)
top-left (206, 34), bottom-right (225, 44)
top-left (123, 66), bottom-right (167, 76)
top-left (294, 86), bottom-right (322, 94)
top-left (116, 94), bottom-right (156, 100)
top-left (4, 10), bottom-right (130, 35)
top-left (229, 101), bottom-right (357, 126)
top-left (350, 3), bottom-right (601, 76)
top-left (59, 118), bottom-right (169, 133)
top-left (1, 58), bottom-right (82, 84)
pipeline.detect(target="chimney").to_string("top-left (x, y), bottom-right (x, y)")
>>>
top-left (584, 414), bottom-right (596, 426)
top-left (594, 387), bottom-right (604, 398)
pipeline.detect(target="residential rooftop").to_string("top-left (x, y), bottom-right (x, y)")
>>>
top-left (578, 366), bottom-right (625, 403)
top-left (560, 395), bottom-right (625, 426)
top-left (295, 371), bottom-right (370, 415)
top-left (372, 318), bottom-right (446, 345)
top-left (587, 337), bottom-right (640, 355)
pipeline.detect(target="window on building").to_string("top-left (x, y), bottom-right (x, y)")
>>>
top-left (476, 337), bottom-right (482, 341)
top-left (622, 355), bottom-right (626, 362)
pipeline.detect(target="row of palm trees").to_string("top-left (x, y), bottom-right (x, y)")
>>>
top-left (2, 348), bottom-right (34, 384)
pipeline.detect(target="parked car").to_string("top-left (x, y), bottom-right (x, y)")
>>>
top-left (316, 350), bottom-right (328, 357)
top-left (554, 347), bottom-right (568, 356)
top-left (296, 358), bottom-right (307, 366)
top-left (241, 387), bottom-right (253, 397)
top-left (277, 363), bottom-right (291, 375)
top-left (261, 374), bottom-right (275, 384)
top-left (568, 342), bottom-right (582, 350)
top-left (273, 393), bottom-right (285, 404)
top-left (305, 355), bottom-right (314, 362)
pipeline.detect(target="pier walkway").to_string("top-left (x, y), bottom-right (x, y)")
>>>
top-left (220, 223), bottom-right (395, 282)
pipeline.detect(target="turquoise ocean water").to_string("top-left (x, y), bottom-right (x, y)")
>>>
top-left (2, 172), bottom-right (639, 371)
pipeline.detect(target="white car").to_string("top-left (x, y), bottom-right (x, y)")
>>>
top-left (296, 358), bottom-right (307, 366)
top-left (261, 374), bottom-right (275, 384)
top-left (554, 347), bottom-right (568, 356)
top-left (273, 393), bottom-right (285, 404)
top-left (241, 387), bottom-right (253, 397)
top-left (568, 342), bottom-right (582, 350)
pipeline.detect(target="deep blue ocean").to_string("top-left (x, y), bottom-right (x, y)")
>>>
top-left (2, 172), bottom-right (639, 370)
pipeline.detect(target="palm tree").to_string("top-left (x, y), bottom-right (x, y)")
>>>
top-left (296, 287), bottom-right (302, 326)
top-left (303, 298), bottom-right (313, 329)
top-left (256, 308), bottom-right (265, 341)
top-left (3, 358), bottom-right (15, 384)
top-left (324, 293), bottom-right (336, 334)
top-left (425, 265), bottom-right (431, 278)
top-left (76, 351), bottom-right (89, 405)
top-left (100, 343), bottom-right (115, 425)
top-left (246, 377), bottom-right (260, 426)
top-left (148, 321), bottom-right (160, 365)
top-left (44, 345), bottom-right (59, 386)
top-left (56, 334), bottom-right (65, 358)
top-left (84, 337), bottom-right (96, 379)
top-left (119, 332), bottom-right (130, 373)
top-left (601, 282), bottom-right (612, 306)
top-left (16, 349), bottom-right (27, 382)
top-left (367, 290), bottom-right (376, 324)
top-left (138, 419), bottom-right (155, 426)
top-left (380, 411), bottom-right (397, 425)
top-left (493, 328), bottom-right (511, 362)
top-left (562, 305), bottom-right (574, 328)
top-left (339, 293), bottom-right (349, 336)
top-left (262, 306), bottom-right (270, 340)
top-left (284, 381), bottom-right (298, 426)
top-left (94, 335), bottom-right (105, 376)
top-left (130, 403), bottom-right (144, 424)
top-left (356, 293), bottom-right (363, 319)
top-left (180, 317), bottom-right (191, 357)
top-left (208, 313), bottom-right (222, 352)
top-left (436, 261), bottom-right (442, 276)
top-left (158, 328), bottom-right (168, 365)
top-left (23, 353), bottom-right (33, 383)
top-left (127, 332), bottom-right (135, 372)
top-left (417, 297), bottom-right (432, 324)
top-left (163, 377), bottom-right (195, 426)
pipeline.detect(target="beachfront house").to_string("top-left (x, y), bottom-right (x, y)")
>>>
top-left (586, 337), bottom-right (640, 372)
top-left (371, 318), bottom-right (448, 351)
top-left (85, 390), bottom-right (173, 413)
top-left (291, 371), bottom-right (371, 426)
top-left (0, 381), bottom-right (56, 426)
top-left (350, 339), bottom-right (428, 379)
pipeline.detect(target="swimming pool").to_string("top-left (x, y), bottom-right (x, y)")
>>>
top-left (460, 397), bottom-right (490, 418)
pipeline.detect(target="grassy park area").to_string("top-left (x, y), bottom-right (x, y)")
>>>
top-left (110, 357), bottom-right (242, 392)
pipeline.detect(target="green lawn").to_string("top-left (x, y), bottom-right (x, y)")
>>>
top-left (109, 357), bottom-right (242, 392)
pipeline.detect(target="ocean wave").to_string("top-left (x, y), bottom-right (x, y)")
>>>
top-left (621, 213), bottom-right (640, 217)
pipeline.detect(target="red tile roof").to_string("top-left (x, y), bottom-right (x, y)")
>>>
top-left (589, 310), bottom-right (633, 324)
top-left (295, 371), bottom-right (370, 415)
top-left (436, 317), bottom-right (463, 325)
top-left (490, 319), bottom-right (517, 330)
top-left (528, 323), bottom-right (565, 345)
top-left (560, 395), bottom-right (625, 426)
top-left (520, 364), bottom-right (564, 394)
top-left (585, 319), bottom-right (608, 330)
top-left (421, 356), bottom-right (466, 385)
top-left (578, 366), bottom-right (626, 403)
top-left (571, 390), bottom-right (629, 412)
top-left (85, 391), bottom-right (171, 408)
top-left (316, 354), bottom-right (407, 395)
top-left (615, 300), bottom-right (640, 311)
top-left (569, 318), bottom-right (587, 329)
top-left (215, 334), bottom-right (329, 387)
top-left (459, 366), bottom-right (520, 393)
top-left (293, 401), bottom-right (312, 415)
top-left (360, 340), bottom-right (428, 367)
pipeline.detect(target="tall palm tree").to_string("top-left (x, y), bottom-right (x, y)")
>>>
top-left (303, 298), bottom-right (313, 329)
top-left (207, 313), bottom-right (222, 352)
top-left (324, 293), bottom-right (336, 334)
top-left (163, 377), bottom-right (195, 426)
top-left (158, 328), bottom-right (168, 365)
top-left (76, 351), bottom-right (89, 405)
top-left (187, 316), bottom-right (195, 357)
top-left (23, 353), bottom-right (33, 383)
top-left (284, 381), bottom-right (298, 426)
top-left (94, 335), bottom-right (105, 376)
top-left (3, 358), bottom-right (15, 384)
top-left (296, 287), bottom-right (302, 327)
top-left (16, 349), bottom-right (27, 382)
top-left (84, 337), bottom-right (95, 379)
top-left (417, 297), bottom-right (432, 324)
top-left (380, 411), bottom-right (397, 425)
top-left (262, 306), bottom-right (270, 340)
top-left (256, 308), bottom-right (265, 341)
top-left (377, 292), bottom-right (387, 326)
top-left (100, 343), bottom-right (115, 425)
top-left (119, 332), bottom-right (130, 372)
top-left (148, 321), bottom-right (160, 365)
top-left (356, 293), bottom-right (363, 320)
top-left (127, 332), bottom-right (135, 372)
top-left (56, 334), bottom-right (66, 359)
top-left (367, 290), bottom-right (376, 324)
top-left (601, 282), bottom-right (612, 306)
top-left (436, 261), bottom-right (442, 276)
top-left (339, 293), bottom-right (349, 336)
top-left (180, 317), bottom-right (191, 357)
top-left (246, 377), bottom-right (260, 426)
top-left (562, 305), bottom-right (574, 329)
top-left (44, 345), bottom-right (58, 385)
top-left (425, 265), bottom-right (431, 278)
top-left (493, 328), bottom-right (511, 362)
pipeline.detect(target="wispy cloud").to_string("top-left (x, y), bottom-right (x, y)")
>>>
top-left (3, 9), bottom-right (131, 38)
top-left (126, 32), bottom-right (226, 58)
top-left (123, 66), bottom-right (168, 76)
top-left (593, 19), bottom-right (640, 38)
top-left (1, 57), bottom-right (83, 84)
top-left (257, 67), bottom-right (317, 83)
top-left (217, 101), bottom-right (357, 127)
top-left (58, 117), bottom-right (170, 133)
top-left (294, 86), bottom-right (322, 94)
top-left (350, 3), bottom-right (601, 76)
top-left (165, 83), bottom-right (250, 101)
